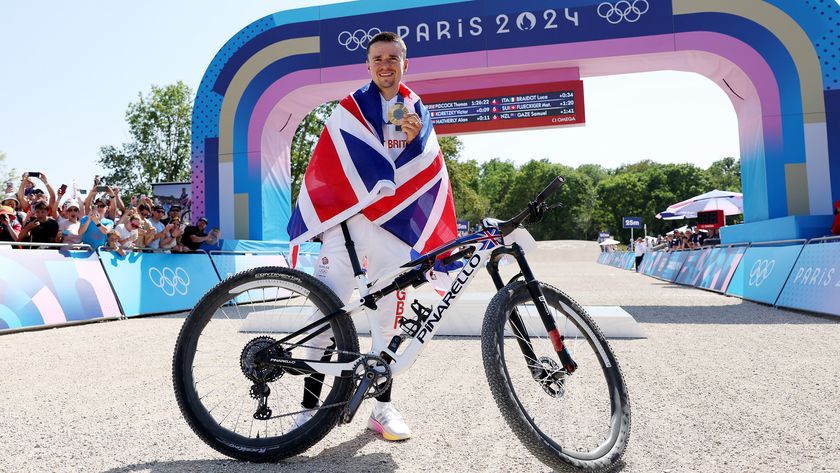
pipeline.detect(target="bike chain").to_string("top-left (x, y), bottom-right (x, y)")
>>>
top-left (255, 339), bottom-right (386, 421)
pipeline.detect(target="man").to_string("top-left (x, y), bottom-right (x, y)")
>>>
top-left (182, 216), bottom-right (211, 251)
top-left (633, 237), bottom-right (646, 272)
top-left (144, 205), bottom-right (167, 249)
top-left (160, 204), bottom-right (180, 226)
top-left (79, 199), bottom-right (115, 249)
top-left (287, 32), bottom-right (457, 441)
top-left (18, 201), bottom-right (59, 246)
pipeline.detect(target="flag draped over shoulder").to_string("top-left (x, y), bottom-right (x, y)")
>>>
top-left (287, 81), bottom-right (457, 254)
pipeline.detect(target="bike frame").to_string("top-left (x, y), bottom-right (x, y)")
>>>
top-left (263, 224), bottom-right (573, 381)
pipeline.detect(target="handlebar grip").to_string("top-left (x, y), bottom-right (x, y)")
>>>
top-left (535, 176), bottom-right (565, 204)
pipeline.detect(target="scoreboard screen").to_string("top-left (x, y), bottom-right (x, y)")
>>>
top-left (423, 80), bottom-right (585, 135)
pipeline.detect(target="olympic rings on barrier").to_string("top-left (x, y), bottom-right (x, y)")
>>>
top-left (597, 0), bottom-right (650, 24)
top-left (149, 266), bottom-right (191, 296)
top-left (748, 259), bottom-right (775, 287)
top-left (337, 28), bottom-right (382, 52)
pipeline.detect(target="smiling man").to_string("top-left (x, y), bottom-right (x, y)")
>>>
top-left (287, 31), bottom-right (457, 441)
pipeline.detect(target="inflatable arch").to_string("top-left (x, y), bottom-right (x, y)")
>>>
top-left (192, 0), bottom-right (840, 243)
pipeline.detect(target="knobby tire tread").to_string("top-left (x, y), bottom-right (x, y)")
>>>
top-left (481, 281), bottom-right (631, 472)
top-left (172, 266), bottom-right (359, 462)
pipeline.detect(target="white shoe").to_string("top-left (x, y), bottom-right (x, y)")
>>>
top-left (289, 408), bottom-right (314, 431)
top-left (368, 401), bottom-right (411, 441)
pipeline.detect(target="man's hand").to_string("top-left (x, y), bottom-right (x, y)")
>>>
top-left (25, 220), bottom-right (40, 230)
top-left (401, 112), bottom-right (423, 143)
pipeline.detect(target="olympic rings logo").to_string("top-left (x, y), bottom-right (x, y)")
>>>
top-left (148, 266), bottom-right (191, 296)
top-left (748, 259), bottom-right (775, 287)
top-left (597, 0), bottom-right (650, 24)
top-left (337, 28), bottom-right (382, 52)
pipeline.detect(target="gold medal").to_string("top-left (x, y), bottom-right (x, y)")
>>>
top-left (387, 103), bottom-right (410, 127)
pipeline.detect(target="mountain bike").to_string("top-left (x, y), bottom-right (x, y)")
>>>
top-left (172, 176), bottom-right (631, 471)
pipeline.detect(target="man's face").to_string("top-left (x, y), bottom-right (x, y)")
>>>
top-left (33, 208), bottom-right (48, 221)
top-left (367, 41), bottom-right (407, 92)
top-left (198, 221), bottom-right (207, 231)
top-left (169, 209), bottom-right (180, 219)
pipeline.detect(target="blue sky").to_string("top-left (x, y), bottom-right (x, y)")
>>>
top-left (1, 0), bottom-right (739, 192)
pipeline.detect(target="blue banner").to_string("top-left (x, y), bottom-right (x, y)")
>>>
top-left (726, 244), bottom-right (804, 305)
top-left (320, 0), bottom-right (674, 67)
top-left (624, 252), bottom-right (635, 270)
top-left (99, 251), bottom-right (221, 317)
top-left (674, 248), bottom-right (712, 286)
top-left (622, 216), bottom-right (642, 229)
top-left (651, 251), bottom-right (688, 282)
top-left (642, 252), bottom-right (666, 276)
top-left (691, 246), bottom-right (747, 293)
top-left (0, 248), bottom-right (121, 332)
top-left (776, 241), bottom-right (840, 317)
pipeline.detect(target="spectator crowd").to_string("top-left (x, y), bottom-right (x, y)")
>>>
top-left (1, 173), bottom-right (220, 254)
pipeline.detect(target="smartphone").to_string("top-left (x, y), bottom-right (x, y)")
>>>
top-left (96, 186), bottom-right (108, 193)
top-left (28, 172), bottom-right (40, 178)
top-left (58, 184), bottom-right (67, 194)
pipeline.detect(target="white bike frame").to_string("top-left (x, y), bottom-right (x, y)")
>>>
top-left (299, 238), bottom-right (499, 378)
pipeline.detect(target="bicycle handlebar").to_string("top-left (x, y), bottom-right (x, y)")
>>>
top-left (498, 176), bottom-right (564, 236)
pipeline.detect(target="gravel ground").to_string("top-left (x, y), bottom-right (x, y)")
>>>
top-left (2, 241), bottom-right (840, 473)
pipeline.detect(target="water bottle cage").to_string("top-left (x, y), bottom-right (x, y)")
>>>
top-left (399, 300), bottom-right (432, 337)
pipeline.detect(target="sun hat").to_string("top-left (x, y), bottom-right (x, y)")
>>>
top-left (2, 193), bottom-right (18, 204)
top-left (0, 205), bottom-right (15, 216)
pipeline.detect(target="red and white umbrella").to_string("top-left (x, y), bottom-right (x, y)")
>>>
top-left (663, 190), bottom-right (743, 217)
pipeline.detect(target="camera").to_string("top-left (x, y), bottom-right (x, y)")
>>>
top-left (96, 186), bottom-right (108, 193)
top-left (28, 172), bottom-right (41, 178)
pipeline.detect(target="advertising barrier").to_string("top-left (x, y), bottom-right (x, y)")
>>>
top-left (651, 251), bottom-right (689, 282)
top-left (99, 251), bottom-right (221, 317)
top-left (0, 247), bottom-right (121, 332)
top-left (776, 238), bottom-right (840, 317)
top-left (690, 245), bottom-right (748, 293)
top-left (674, 248), bottom-right (712, 286)
top-left (641, 252), bottom-right (665, 276)
top-left (726, 241), bottom-right (805, 305)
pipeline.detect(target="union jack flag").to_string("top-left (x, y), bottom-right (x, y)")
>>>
top-left (287, 81), bottom-right (457, 254)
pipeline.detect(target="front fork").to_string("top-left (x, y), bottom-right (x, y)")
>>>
top-left (487, 244), bottom-right (578, 376)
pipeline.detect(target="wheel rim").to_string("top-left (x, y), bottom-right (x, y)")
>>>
top-left (498, 291), bottom-right (624, 461)
top-left (177, 276), bottom-right (351, 444)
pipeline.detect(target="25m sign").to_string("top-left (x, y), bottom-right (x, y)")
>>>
top-left (622, 217), bottom-right (642, 229)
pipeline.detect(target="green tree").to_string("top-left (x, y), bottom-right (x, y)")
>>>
top-left (477, 158), bottom-right (518, 217)
top-left (290, 101), bottom-right (338, 202)
top-left (440, 136), bottom-right (485, 224)
top-left (706, 157), bottom-right (741, 192)
top-left (1, 150), bottom-right (16, 190)
top-left (98, 82), bottom-right (193, 196)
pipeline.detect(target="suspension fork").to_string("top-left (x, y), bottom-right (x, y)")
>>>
top-left (488, 244), bottom-right (577, 374)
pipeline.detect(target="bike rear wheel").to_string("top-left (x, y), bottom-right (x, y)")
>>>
top-left (172, 266), bottom-right (359, 462)
top-left (481, 281), bottom-right (631, 471)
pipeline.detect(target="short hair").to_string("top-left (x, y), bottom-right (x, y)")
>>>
top-left (367, 31), bottom-right (407, 60)
top-left (138, 203), bottom-right (150, 212)
top-left (33, 201), bottom-right (49, 210)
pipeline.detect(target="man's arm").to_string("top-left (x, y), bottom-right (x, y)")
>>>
top-left (17, 174), bottom-right (29, 213)
top-left (41, 173), bottom-right (57, 217)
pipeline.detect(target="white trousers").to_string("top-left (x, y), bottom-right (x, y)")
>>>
top-left (307, 214), bottom-right (411, 347)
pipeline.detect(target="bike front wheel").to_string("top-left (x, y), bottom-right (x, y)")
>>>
top-left (481, 281), bottom-right (631, 471)
top-left (172, 266), bottom-right (359, 462)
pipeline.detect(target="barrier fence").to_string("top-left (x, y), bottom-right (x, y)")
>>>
top-left (597, 237), bottom-right (840, 318)
top-left (0, 240), bottom-right (320, 334)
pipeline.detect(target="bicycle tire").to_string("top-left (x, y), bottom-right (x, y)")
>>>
top-left (481, 281), bottom-right (631, 472)
top-left (172, 266), bottom-right (359, 462)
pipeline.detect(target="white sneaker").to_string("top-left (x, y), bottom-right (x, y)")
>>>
top-left (289, 408), bottom-right (314, 431)
top-left (368, 401), bottom-right (411, 441)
